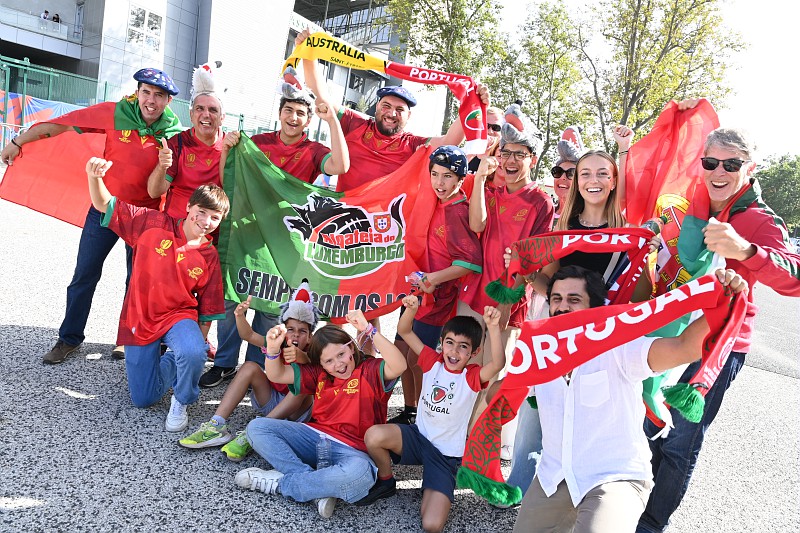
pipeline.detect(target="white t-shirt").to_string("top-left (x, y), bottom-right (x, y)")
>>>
top-left (534, 336), bottom-right (658, 506)
top-left (415, 345), bottom-right (484, 457)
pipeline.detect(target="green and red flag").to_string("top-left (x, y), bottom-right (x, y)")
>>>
top-left (217, 133), bottom-right (437, 321)
top-left (0, 96), bottom-right (181, 227)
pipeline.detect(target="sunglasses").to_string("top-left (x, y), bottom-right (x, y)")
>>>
top-left (551, 166), bottom-right (575, 179)
top-left (487, 123), bottom-right (502, 132)
top-left (700, 157), bottom-right (750, 172)
top-left (498, 149), bottom-right (532, 161)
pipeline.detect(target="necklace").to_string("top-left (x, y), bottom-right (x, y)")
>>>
top-left (578, 214), bottom-right (607, 228)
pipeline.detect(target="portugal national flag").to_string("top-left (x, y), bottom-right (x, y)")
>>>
top-left (218, 134), bottom-right (436, 321)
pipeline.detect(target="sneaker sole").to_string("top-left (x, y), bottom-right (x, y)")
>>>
top-left (165, 420), bottom-right (189, 433)
top-left (199, 370), bottom-right (237, 388)
top-left (42, 345), bottom-right (80, 365)
top-left (317, 498), bottom-right (336, 518)
top-left (179, 434), bottom-right (234, 449)
top-left (222, 449), bottom-right (249, 462)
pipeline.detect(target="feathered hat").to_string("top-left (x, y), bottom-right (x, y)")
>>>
top-left (554, 125), bottom-right (585, 165)
top-left (279, 279), bottom-right (321, 329)
top-left (500, 103), bottom-right (543, 156)
top-left (191, 60), bottom-right (223, 105)
top-left (278, 65), bottom-right (316, 108)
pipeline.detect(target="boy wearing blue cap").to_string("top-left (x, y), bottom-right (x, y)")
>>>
top-left (389, 146), bottom-right (483, 425)
top-left (1, 68), bottom-right (182, 365)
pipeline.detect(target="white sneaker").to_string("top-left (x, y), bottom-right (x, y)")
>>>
top-left (235, 468), bottom-right (283, 495)
top-left (165, 395), bottom-right (188, 432)
top-left (500, 444), bottom-right (513, 461)
top-left (316, 497), bottom-right (337, 518)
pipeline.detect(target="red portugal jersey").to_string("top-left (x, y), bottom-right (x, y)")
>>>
top-left (163, 129), bottom-right (223, 219)
top-left (462, 182), bottom-right (554, 327)
top-left (250, 131), bottom-right (331, 184)
top-left (102, 199), bottom-right (226, 345)
top-left (289, 357), bottom-right (393, 452)
top-left (76, 103), bottom-right (162, 209)
top-left (335, 108), bottom-right (429, 191)
top-left (416, 192), bottom-right (482, 326)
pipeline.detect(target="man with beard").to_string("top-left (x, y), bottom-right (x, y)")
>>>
top-left (294, 29), bottom-right (490, 192)
top-left (513, 265), bottom-right (747, 533)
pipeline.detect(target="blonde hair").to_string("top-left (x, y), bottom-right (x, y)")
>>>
top-left (555, 150), bottom-right (625, 230)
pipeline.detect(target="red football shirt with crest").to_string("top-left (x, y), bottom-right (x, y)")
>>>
top-left (289, 357), bottom-right (393, 452)
top-left (163, 129), bottom-right (223, 219)
top-left (101, 199), bottom-right (225, 346)
top-left (335, 108), bottom-right (429, 191)
top-left (250, 131), bottom-right (330, 183)
top-left (461, 182), bottom-right (554, 327)
top-left (415, 192), bottom-right (482, 326)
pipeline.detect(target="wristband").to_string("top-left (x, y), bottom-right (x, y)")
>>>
top-left (618, 150), bottom-right (629, 155)
top-left (11, 138), bottom-right (22, 156)
top-left (260, 346), bottom-right (281, 360)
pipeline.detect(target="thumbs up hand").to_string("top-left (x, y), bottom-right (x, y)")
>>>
top-left (158, 137), bottom-right (172, 170)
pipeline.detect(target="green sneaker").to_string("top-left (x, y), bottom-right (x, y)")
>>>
top-left (178, 421), bottom-right (233, 449)
top-left (221, 430), bottom-right (252, 462)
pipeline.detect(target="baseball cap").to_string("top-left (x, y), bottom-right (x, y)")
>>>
top-left (376, 85), bottom-right (417, 107)
top-left (430, 145), bottom-right (468, 177)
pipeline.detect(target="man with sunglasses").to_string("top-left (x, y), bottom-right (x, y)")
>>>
top-left (636, 126), bottom-right (800, 533)
top-left (467, 106), bottom-right (504, 179)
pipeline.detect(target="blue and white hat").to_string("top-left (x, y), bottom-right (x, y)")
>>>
top-left (377, 85), bottom-right (417, 107)
top-left (133, 68), bottom-right (179, 96)
top-left (430, 145), bottom-right (468, 177)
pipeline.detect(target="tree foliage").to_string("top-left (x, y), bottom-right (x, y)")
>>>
top-left (756, 155), bottom-right (800, 228)
top-left (385, 0), bottom-right (505, 134)
top-left (579, 0), bottom-right (746, 151)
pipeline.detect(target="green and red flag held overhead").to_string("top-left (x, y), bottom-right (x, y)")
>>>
top-left (217, 133), bottom-right (437, 322)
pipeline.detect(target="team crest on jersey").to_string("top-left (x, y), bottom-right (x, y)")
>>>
top-left (155, 239), bottom-right (173, 256)
top-left (293, 152), bottom-right (302, 161)
top-left (488, 197), bottom-right (496, 209)
top-left (119, 130), bottom-right (132, 143)
top-left (435, 225), bottom-right (445, 238)
top-left (387, 142), bottom-right (400, 152)
top-left (284, 193), bottom-right (407, 279)
top-left (187, 267), bottom-right (204, 280)
top-left (343, 378), bottom-right (359, 394)
top-left (186, 153), bottom-right (196, 167)
top-left (513, 208), bottom-right (528, 221)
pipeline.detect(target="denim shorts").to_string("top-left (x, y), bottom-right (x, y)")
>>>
top-left (251, 389), bottom-right (312, 422)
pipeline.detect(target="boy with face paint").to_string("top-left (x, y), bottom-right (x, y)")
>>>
top-left (357, 296), bottom-right (505, 533)
top-left (391, 145), bottom-right (482, 425)
top-left (233, 309), bottom-right (407, 518)
top-left (84, 158), bottom-right (228, 432)
top-left (179, 281), bottom-right (320, 461)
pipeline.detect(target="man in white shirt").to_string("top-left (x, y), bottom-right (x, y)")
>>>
top-left (513, 265), bottom-right (746, 533)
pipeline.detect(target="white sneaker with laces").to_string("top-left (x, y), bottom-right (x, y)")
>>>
top-left (316, 497), bottom-right (337, 518)
top-left (165, 395), bottom-right (188, 432)
top-left (235, 468), bottom-right (284, 495)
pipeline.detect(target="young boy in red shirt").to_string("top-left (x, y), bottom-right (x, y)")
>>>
top-left (391, 145), bottom-right (482, 425)
top-left (85, 157), bottom-right (228, 432)
top-left (357, 295), bottom-right (506, 533)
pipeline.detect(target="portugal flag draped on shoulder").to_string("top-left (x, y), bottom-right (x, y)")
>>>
top-left (217, 133), bottom-right (436, 321)
top-left (0, 97), bottom-right (181, 227)
top-left (284, 32), bottom-right (488, 154)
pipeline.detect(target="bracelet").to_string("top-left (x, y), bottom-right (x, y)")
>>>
top-left (11, 138), bottom-right (22, 156)
top-left (260, 345), bottom-right (281, 360)
top-left (525, 271), bottom-right (537, 284)
top-left (618, 150), bottom-right (629, 155)
top-left (357, 324), bottom-right (377, 351)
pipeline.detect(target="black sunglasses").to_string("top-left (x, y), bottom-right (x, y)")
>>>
top-left (700, 157), bottom-right (749, 172)
top-left (551, 166), bottom-right (575, 179)
top-left (487, 123), bottom-right (502, 132)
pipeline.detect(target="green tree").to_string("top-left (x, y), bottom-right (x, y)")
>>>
top-left (386, 0), bottom-right (505, 134)
top-left (579, 0), bottom-right (746, 152)
top-left (756, 155), bottom-right (800, 227)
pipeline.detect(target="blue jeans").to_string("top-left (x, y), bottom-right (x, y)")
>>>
top-left (125, 319), bottom-right (207, 407)
top-left (59, 206), bottom-right (132, 346)
top-left (506, 398), bottom-right (543, 493)
top-left (636, 351), bottom-right (746, 532)
top-left (246, 417), bottom-right (377, 503)
top-left (213, 299), bottom-right (278, 368)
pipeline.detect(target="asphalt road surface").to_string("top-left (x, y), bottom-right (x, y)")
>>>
top-left (1, 197), bottom-right (798, 532)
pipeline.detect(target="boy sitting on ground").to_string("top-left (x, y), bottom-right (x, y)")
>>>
top-left (84, 157), bottom-right (227, 431)
top-left (179, 281), bottom-right (319, 460)
top-left (356, 295), bottom-right (506, 533)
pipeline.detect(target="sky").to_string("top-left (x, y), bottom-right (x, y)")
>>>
top-left (498, 0), bottom-right (798, 159)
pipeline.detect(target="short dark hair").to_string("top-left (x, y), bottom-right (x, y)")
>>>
top-left (279, 96), bottom-right (314, 116)
top-left (546, 265), bottom-right (607, 309)
top-left (441, 315), bottom-right (483, 352)
top-left (188, 184), bottom-right (229, 218)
